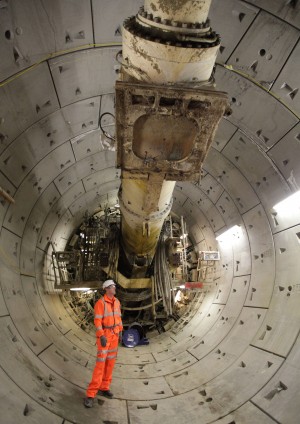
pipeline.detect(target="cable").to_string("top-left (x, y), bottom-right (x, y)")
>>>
top-left (99, 112), bottom-right (115, 142)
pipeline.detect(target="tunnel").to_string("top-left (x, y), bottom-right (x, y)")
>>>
top-left (0, 0), bottom-right (300, 423)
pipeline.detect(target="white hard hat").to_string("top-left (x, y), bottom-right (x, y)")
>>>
top-left (103, 279), bottom-right (116, 289)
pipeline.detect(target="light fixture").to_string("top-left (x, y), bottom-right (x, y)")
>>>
top-left (70, 288), bottom-right (91, 291)
top-left (216, 225), bottom-right (241, 242)
top-left (273, 190), bottom-right (300, 213)
top-left (175, 291), bottom-right (182, 303)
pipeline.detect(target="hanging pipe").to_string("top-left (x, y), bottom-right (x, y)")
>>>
top-left (117, 0), bottom-right (226, 278)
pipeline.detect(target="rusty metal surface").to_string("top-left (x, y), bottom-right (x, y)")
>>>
top-left (116, 81), bottom-right (229, 181)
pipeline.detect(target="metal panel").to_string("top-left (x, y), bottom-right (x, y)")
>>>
top-left (192, 198), bottom-right (226, 233)
top-left (171, 187), bottom-right (188, 207)
top-left (0, 108), bottom-right (83, 185)
top-left (268, 122), bottom-right (300, 191)
top-left (198, 220), bottom-right (220, 247)
top-left (213, 246), bottom-right (234, 304)
top-left (173, 303), bottom-right (224, 343)
top-left (222, 131), bottom-right (290, 216)
top-left (0, 229), bottom-right (52, 355)
top-left (203, 346), bottom-right (283, 410)
top-left (272, 40), bottom-right (300, 115)
top-left (36, 181), bottom-right (85, 250)
top-left (251, 225), bottom-right (300, 356)
top-left (0, 280), bottom-right (8, 316)
top-left (113, 375), bottom-right (174, 401)
top-left (189, 222), bottom-right (205, 245)
top-left (60, 328), bottom-right (96, 358)
top-left (0, 360), bottom-right (62, 424)
top-left (128, 388), bottom-right (224, 424)
top-left (128, 347), bottom-right (282, 424)
top-left (0, 102), bottom-right (85, 162)
top-left (0, 0), bottom-right (93, 81)
top-left (39, 0), bottom-right (94, 50)
top-left (0, 316), bottom-right (128, 423)
top-left (20, 275), bottom-right (80, 352)
top-left (176, 183), bottom-right (226, 232)
top-left (21, 277), bottom-right (92, 366)
top-left (49, 48), bottom-right (119, 107)
top-left (38, 343), bottom-right (95, 386)
top-left (115, 349), bottom-right (157, 366)
top-left (216, 218), bottom-right (251, 277)
top-left (92, 0), bottom-right (144, 43)
top-left (210, 401), bottom-right (277, 424)
top-left (228, 11), bottom-right (299, 85)
top-left (50, 209), bottom-right (74, 251)
top-left (166, 345), bottom-right (237, 395)
top-left (71, 128), bottom-right (115, 162)
top-left (35, 248), bottom-right (78, 335)
top-left (114, 350), bottom-right (197, 379)
top-left (216, 190), bottom-right (243, 227)
top-left (82, 167), bottom-right (120, 192)
top-left (248, 0), bottom-right (300, 29)
top-left (61, 96), bottom-right (101, 136)
top-left (205, 147), bottom-right (260, 213)
top-left (3, 142), bottom-right (75, 236)
top-left (199, 173), bottom-right (225, 204)
top-left (190, 277), bottom-right (251, 359)
top-left (215, 65), bottom-right (298, 148)
top-left (177, 182), bottom-right (213, 210)
top-left (209, 0), bottom-right (259, 62)
top-left (0, 63), bottom-right (59, 148)
top-left (253, 362), bottom-right (300, 424)
top-left (68, 181), bottom-right (120, 217)
top-left (243, 204), bottom-right (275, 308)
top-left (53, 150), bottom-right (115, 195)
top-left (0, 226), bottom-right (21, 273)
top-left (216, 307), bottom-right (267, 356)
top-left (273, 225), bottom-right (300, 293)
top-left (20, 184), bottom-right (60, 275)
top-left (0, 171), bottom-right (16, 227)
top-left (152, 304), bottom-right (225, 361)
top-left (252, 272), bottom-right (300, 357)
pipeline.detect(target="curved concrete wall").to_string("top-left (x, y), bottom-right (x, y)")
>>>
top-left (0, 1), bottom-right (299, 423)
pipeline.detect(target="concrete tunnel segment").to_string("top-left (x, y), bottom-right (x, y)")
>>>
top-left (0, 0), bottom-right (300, 423)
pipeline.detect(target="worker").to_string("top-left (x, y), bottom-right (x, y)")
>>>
top-left (84, 279), bottom-right (123, 408)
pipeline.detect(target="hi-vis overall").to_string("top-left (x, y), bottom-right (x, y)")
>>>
top-left (86, 294), bottom-right (123, 398)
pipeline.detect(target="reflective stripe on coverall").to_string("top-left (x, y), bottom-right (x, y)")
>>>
top-left (86, 294), bottom-right (123, 398)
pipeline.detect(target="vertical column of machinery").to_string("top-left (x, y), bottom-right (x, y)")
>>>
top-left (115, 0), bottom-right (229, 280)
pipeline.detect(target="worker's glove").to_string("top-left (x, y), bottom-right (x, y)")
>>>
top-left (119, 332), bottom-right (123, 345)
top-left (100, 335), bottom-right (107, 347)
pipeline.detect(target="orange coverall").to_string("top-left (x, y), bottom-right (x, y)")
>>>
top-left (86, 294), bottom-right (123, 398)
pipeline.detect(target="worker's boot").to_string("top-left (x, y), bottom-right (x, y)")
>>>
top-left (98, 390), bottom-right (113, 398)
top-left (84, 397), bottom-right (94, 408)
